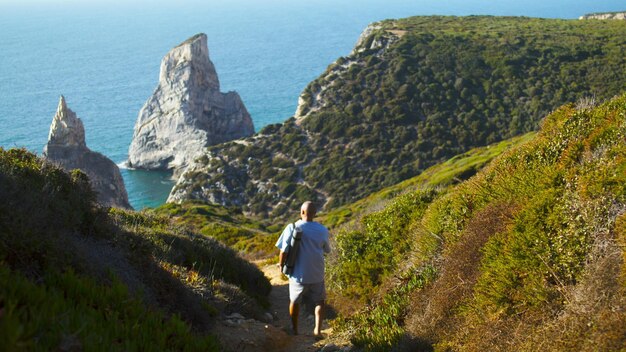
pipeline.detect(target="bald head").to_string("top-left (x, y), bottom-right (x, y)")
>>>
top-left (301, 201), bottom-right (317, 221)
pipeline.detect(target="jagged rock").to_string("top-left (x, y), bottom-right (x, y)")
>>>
top-left (46, 96), bottom-right (87, 148)
top-left (43, 96), bottom-right (131, 209)
top-left (222, 320), bottom-right (241, 327)
top-left (352, 23), bottom-right (383, 54)
top-left (579, 12), bottom-right (626, 20)
top-left (128, 33), bottom-right (254, 172)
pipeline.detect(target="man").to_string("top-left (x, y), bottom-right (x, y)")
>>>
top-left (276, 201), bottom-right (331, 337)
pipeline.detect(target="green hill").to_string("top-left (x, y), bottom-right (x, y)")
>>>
top-left (0, 148), bottom-right (271, 350)
top-left (168, 15), bottom-right (626, 220)
top-left (328, 93), bottom-right (626, 351)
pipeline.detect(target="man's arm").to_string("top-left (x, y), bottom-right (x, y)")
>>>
top-left (278, 250), bottom-right (287, 267)
top-left (275, 223), bottom-right (292, 268)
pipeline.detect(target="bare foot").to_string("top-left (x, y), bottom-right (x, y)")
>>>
top-left (313, 326), bottom-right (324, 337)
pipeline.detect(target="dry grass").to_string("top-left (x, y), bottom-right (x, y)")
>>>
top-left (408, 209), bottom-right (626, 352)
top-left (575, 95), bottom-right (597, 110)
top-left (405, 202), bottom-right (518, 346)
top-left (519, 211), bottom-right (626, 351)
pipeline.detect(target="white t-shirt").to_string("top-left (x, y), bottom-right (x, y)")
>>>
top-left (276, 220), bottom-right (331, 284)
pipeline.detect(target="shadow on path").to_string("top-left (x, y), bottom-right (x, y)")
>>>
top-left (212, 262), bottom-right (337, 351)
top-left (266, 264), bottom-right (335, 352)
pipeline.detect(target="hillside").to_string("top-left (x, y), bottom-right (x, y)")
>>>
top-left (0, 149), bottom-right (271, 350)
top-left (151, 201), bottom-right (278, 259)
top-left (168, 15), bottom-right (626, 220)
top-left (327, 94), bottom-right (626, 351)
top-left (318, 133), bottom-right (535, 230)
top-left (150, 132), bottom-right (534, 264)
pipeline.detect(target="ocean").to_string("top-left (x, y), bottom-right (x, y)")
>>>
top-left (1, 0), bottom-right (623, 209)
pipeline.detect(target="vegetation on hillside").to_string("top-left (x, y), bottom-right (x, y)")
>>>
top-left (170, 16), bottom-right (626, 220)
top-left (318, 133), bottom-right (534, 230)
top-left (4, 14), bottom-right (625, 352)
top-left (155, 135), bottom-right (533, 265)
top-left (329, 94), bottom-right (626, 351)
top-left (0, 148), bottom-right (271, 350)
top-left (151, 202), bottom-right (279, 259)
top-left (323, 134), bottom-right (533, 307)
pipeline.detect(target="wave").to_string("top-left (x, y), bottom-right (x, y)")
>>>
top-left (117, 160), bottom-right (135, 170)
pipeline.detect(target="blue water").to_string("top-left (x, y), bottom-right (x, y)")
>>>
top-left (1, 0), bottom-right (623, 209)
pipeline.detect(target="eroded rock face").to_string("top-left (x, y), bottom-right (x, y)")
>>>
top-left (579, 12), bottom-right (626, 20)
top-left (294, 22), bottom-right (399, 119)
top-left (44, 96), bottom-right (131, 209)
top-left (46, 96), bottom-right (87, 148)
top-left (128, 33), bottom-right (254, 172)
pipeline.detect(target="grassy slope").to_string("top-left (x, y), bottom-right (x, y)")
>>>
top-left (151, 134), bottom-right (534, 264)
top-left (0, 149), bottom-right (271, 350)
top-left (151, 202), bottom-right (279, 259)
top-left (319, 133), bottom-right (535, 230)
top-left (329, 94), bottom-right (626, 351)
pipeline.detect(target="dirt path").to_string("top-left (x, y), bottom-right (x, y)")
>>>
top-left (213, 262), bottom-right (336, 352)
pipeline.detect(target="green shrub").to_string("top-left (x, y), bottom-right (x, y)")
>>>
top-left (336, 266), bottom-right (436, 351)
top-left (152, 202), bottom-right (277, 259)
top-left (0, 266), bottom-right (219, 351)
top-left (109, 209), bottom-right (271, 306)
top-left (329, 189), bottom-right (437, 302)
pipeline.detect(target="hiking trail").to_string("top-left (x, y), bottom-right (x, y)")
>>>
top-left (213, 262), bottom-right (346, 351)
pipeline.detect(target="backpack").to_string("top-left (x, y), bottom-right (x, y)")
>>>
top-left (282, 223), bottom-right (303, 276)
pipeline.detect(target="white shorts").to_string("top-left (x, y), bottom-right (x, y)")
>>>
top-left (289, 280), bottom-right (326, 305)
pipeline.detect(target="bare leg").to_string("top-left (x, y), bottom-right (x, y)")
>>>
top-left (289, 301), bottom-right (299, 335)
top-left (313, 301), bottom-right (324, 336)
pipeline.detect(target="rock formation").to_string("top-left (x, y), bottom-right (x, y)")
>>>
top-left (43, 96), bottom-right (131, 209)
top-left (128, 33), bottom-right (254, 172)
top-left (579, 11), bottom-right (626, 20)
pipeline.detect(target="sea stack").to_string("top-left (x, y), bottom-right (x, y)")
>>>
top-left (128, 33), bottom-right (254, 172)
top-left (43, 96), bottom-right (132, 209)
